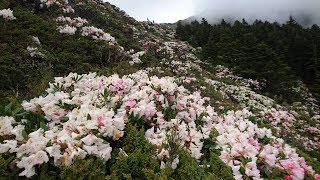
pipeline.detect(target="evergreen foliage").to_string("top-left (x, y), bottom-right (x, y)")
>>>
top-left (108, 125), bottom-right (161, 179)
top-left (176, 18), bottom-right (320, 103)
top-left (60, 156), bottom-right (106, 180)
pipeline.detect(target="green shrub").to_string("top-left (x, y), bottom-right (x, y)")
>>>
top-left (108, 125), bottom-right (161, 179)
top-left (60, 156), bottom-right (106, 180)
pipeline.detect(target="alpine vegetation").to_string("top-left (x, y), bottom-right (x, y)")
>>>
top-left (0, 0), bottom-right (320, 179)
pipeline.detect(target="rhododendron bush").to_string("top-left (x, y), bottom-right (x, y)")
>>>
top-left (1, 0), bottom-right (320, 179)
top-left (1, 70), bottom-right (319, 179)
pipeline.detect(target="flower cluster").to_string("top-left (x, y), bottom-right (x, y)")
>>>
top-left (1, 71), bottom-right (319, 179)
top-left (0, 70), bottom-right (212, 177)
top-left (215, 65), bottom-right (262, 90)
top-left (1, 1), bottom-right (320, 179)
top-left (260, 108), bottom-right (295, 134)
top-left (27, 46), bottom-right (45, 58)
top-left (57, 25), bottom-right (77, 35)
top-left (40, 0), bottom-right (74, 13)
top-left (128, 50), bottom-right (145, 65)
top-left (205, 78), bottom-right (275, 110)
top-left (216, 109), bottom-right (318, 180)
top-left (0, 8), bottom-right (16, 21)
top-left (54, 15), bottom-right (116, 46)
top-left (81, 26), bottom-right (116, 44)
top-left (205, 75), bottom-right (320, 153)
top-left (56, 16), bottom-right (88, 27)
top-left (27, 36), bottom-right (45, 58)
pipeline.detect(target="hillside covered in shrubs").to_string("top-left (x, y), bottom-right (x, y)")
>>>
top-left (0, 0), bottom-right (320, 179)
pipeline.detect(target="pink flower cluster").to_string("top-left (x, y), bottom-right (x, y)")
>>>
top-left (216, 109), bottom-right (318, 180)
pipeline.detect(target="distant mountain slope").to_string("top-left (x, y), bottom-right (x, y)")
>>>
top-left (0, 0), bottom-right (320, 179)
top-left (173, 9), bottom-right (320, 27)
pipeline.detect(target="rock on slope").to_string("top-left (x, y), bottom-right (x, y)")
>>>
top-left (0, 0), bottom-right (320, 179)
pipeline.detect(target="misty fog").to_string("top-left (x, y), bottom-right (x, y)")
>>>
top-left (194, 0), bottom-right (320, 26)
top-left (106, 0), bottom-right (320, 25)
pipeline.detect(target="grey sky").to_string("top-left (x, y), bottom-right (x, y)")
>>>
top-left (107, 0), bottom-right (195, 23)
top-left (106, 0), bottom-right (320, 25)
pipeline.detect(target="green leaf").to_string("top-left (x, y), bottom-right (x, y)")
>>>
top-left (274, 177), bottom-right (283, 180)
top-left (4, 102), bottom-right (12, 112)
top-left (264, 169), bottom-right (271, 177)
top-left (12, 107), bottom-right (22, 115)
top-left (272, 168), bottom-right (279, 177)
top-left (22, 130), bottom-right (28, 139)
top-left (60, 117), bottom-right (69, 122)
top-left (104, 89), bottom-right (109, 97)
top-left (15, 112), bottom-right (27, 117)
top-left (40, 121), bottom-right (48, 131)
top-left (239, 166), bottom-right (245, 174)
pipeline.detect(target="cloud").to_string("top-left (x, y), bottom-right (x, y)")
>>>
top-left (106, 0), bottom-right (320, 25)
top-left (194, 0), bottom-right (320, 25)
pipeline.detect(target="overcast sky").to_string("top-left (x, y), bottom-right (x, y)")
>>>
top-left (106, 0), bottom-right (320, 25)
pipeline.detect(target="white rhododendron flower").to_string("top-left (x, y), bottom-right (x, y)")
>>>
top-left (27, 46), bottom-right (45, 58)
top-left (0, 116), bottom-right (15, 136)
top-left (81, 26), bottom-right (116, 43)
top-left (56, 16), bottom-right (88, 27)
top-left (129, 51), bottom-right (145, 65)
top-left (58, 25), bottom-right (77, 35)
top-left (0, 8), bottom-right (16, 21)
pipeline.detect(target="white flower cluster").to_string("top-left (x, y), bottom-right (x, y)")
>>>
top-left (40, 0), bottom-right (74, 13)
top-left (32, 36), bottom-right (41, 45)
top-left (260, 108), bottom-right (295, 133)
top-left (215, 65), bottom-right (262, 90)
top-left (205, 78), bottom-right (275, 110)
top-left (216, 109), bottom-right (315, 180)
top-left (56, 16), bottom-right (88, 27)
top-left (0, 70), bottom-right (213, 177)
top-left (57, 25), bottom-right (77, 35)
top-left (128, 50), bottom-right (145, 65)
top-left (1, 70), bottom-right (319, 179)
top-left (0, 116), bottom-right (25, 142)
top-left (27, 36), bottom-right (45, 58)
top-left (81, 26), bottom-right (116, 44)
top-left (27, 46), bottom-right (45, 58)
top-left (291, 81), bottom-right (319, 113)
top-left (0, 8), bottom-right (16, 21)
top-left (205, 75), bottom-right (320, 154)
top-left (161, 59), bottom-right (202, 75)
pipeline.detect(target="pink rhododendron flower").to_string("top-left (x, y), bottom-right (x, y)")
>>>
top-left (284, 175), bottom-right (292, 180)
top-left (280, 159), bottom-right (305, 180)
top-left (290, 167), bottom-right (304, 180)
top-left (98, 116), bottom-right (104, 126)
top-left (116, 79), bottom-right (123, 87)
top-left (124, 100), bottom-right (136, 108)
top-left (116, 89), bottom-right (124, 95)
top-left (314, 174), bottom-right (320, 180)
top-left (280, 159), bottom-right (297, 169)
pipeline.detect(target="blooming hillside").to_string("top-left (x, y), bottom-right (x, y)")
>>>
top-left (0, 0), bottom-right (320, 179)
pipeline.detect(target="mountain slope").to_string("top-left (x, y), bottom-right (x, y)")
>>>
top-left (0, 0), bottom-right (320, 179)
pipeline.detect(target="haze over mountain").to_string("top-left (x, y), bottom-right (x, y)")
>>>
top-left (107, 0), bottom-right (320, 26)
top-left (192, 0), bottom-right (320, 26)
